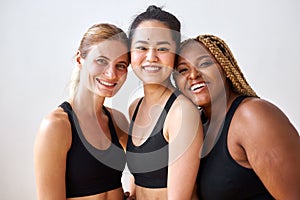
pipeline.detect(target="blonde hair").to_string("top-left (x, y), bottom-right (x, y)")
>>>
top-left (180, 35), bottom-right (258, 97)
top-left (69, 23), bottom-right (129, 98)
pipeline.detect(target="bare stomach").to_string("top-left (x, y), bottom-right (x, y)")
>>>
top-left (135, 185), bottom-right (167, 200)
top-left (67, 187), bottom-right (124, 200)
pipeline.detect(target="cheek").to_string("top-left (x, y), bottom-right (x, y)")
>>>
top-left (161, 54), bottom-right (175, 67)
top-left (176, 77), bottom-right (187, 91)
top-left (118, 71), bottom-right (128, 81)
top-left (84, 63), bottom-right (101, 76)
top-left (130, 52), bottom-right (143, 67)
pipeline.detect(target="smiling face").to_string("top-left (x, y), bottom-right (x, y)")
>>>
top-left (130, 20), bottom-right (177, 85)
top-left (175, 40), bottom-right (227, 108)
top-left (78, 39), bottom-right (129, 97)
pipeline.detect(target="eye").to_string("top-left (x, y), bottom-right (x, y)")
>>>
top-left (116, 63), bottom-right (128, 71)
top-left (197, 60), bottom-right (213, 68)
top-left (176, 64), bottom-right (189, 75)
top-left (96, 58), bottom-right (108, 65)
top-left (157, 47), bottom-right (169, 52)
top-left (135, 46), bottom-right (148, 51)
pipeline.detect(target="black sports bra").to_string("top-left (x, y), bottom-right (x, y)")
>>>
top-left (197, 96), bottom-right (274, 199)
top-left (60, 102), bottom-right (126, 198)
top-left (126, 91), bottom-right (179, 188)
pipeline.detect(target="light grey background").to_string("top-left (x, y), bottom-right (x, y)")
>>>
top-left (1, 0), bottom-right (299, 199)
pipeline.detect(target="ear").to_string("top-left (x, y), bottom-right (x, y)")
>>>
top-left (75, 51), bottom-right (83, 68)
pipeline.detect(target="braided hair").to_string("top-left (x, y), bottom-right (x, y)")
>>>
top-left (182, 35), bottom-right (258, 97)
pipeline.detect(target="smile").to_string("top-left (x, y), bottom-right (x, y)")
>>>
top-left (190, 82), bottom-right (206, 91)
top-left (142, 65), bottom-right (161, 72)
top-left (96, 78), bottom-right (116, 87)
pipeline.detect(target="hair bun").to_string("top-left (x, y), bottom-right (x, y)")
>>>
top-left (146, 5), bottom-right (161, 12)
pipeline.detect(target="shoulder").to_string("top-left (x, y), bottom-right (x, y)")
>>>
top-left (232, 96), bottom-right (298, 142)
top-left (166, 94), bottom-right (202, 140)
top-left (235, 97), bottom-right (293, 127)
top-left (170, 94), bottom-right (200, 118)
top-left (35, 107), bottom-right (72, 151)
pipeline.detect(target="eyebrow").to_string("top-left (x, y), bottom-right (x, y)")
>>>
top-left (134, 40), bottom-right (171, 46)
top-left (177, 55), bottom-right (210, 67)
top-left (196, 55), bottom-right (210, 61)
top-left (97, 55), bottom-right (110, 60)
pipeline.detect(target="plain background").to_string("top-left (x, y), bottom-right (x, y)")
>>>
top-left (0, 0), bottom-right (299, 199)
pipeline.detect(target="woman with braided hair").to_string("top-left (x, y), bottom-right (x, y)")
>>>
top-left (173, 34), bottom-right (300, 199)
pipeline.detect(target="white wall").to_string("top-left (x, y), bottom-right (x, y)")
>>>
top-left (0, 0), bottom-right (299, 199)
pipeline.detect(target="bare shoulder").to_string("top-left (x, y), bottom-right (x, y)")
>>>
top-left (166, 94), bottom-right (202, 140)
top-left (170, 94), bottom-right (199, 118)
top-left (36, 107), bottom-right (72, 150)
top-left (233, 96), bottom-right (299, 142)
top-left (231, 98), bottom-right (300, 199)
top-left (236, 97), bottom-right (296, 130)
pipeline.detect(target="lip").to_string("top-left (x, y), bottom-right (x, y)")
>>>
top-left (96, 78), bottom-right (116, 88)
top-left (189, 81), bottom-right (207, 93)
top-left (142, 64), bottom-right (162, 73)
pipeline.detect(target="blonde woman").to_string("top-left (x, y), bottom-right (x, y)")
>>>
top-left (34, 23), bottom-right (130, 200)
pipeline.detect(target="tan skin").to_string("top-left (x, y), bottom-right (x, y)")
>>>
top-left (128, 20), bottom-right (203, 200)
top-left (34, 40), bottom-right (130, 200)
top-left (175, 40), bottom-right (300, 200)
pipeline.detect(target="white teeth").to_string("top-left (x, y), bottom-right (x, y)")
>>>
top-left (143, 66), bottom-right (160, 71)
top-left (100, 80), bottom-right (115, 87)
top-left (190, 83), bottom-right (206, 91)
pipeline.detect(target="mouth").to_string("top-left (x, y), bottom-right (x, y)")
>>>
top-left (142, 65), bottom-right (162, 72)
top-left (96, 78), bottom-right (116, 87)
top-left (190, 82), bottom-right (206, 92)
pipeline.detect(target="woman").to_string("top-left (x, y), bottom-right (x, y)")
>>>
top-left (174, 34), bottom-right (300, 199)
top-left (34, 23), bottom-right (130, 200)
top-left (126, 5), bottom-right (203, 200)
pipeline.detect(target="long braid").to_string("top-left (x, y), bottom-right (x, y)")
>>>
top-left (194, 35), bottom-right (258, 97)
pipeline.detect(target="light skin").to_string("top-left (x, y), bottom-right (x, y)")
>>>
top-left (175, 40), bottom-right (300, 200)
top-left (128, 20), bottom-right (203, 200)
top-left (34, 40), bottom-right (130, 200)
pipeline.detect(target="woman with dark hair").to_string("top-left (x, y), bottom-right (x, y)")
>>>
top-left (126, 5), bottom-right (203, 200)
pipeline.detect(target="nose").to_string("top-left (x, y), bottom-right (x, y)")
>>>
top-left (104, 64), bottom-right (117, 79)
top-left (146, 48), bottom-right (158, 62)
top-left (189, 66), bottom-right (201, 80)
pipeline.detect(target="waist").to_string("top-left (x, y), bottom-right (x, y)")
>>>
top-left (135, 185), bottom-right (167, 200)
top-left (67, 187), bottom-right (124, 200)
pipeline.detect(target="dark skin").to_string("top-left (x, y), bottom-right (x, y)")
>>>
top-left (175, 40), bottom-right (300, 200)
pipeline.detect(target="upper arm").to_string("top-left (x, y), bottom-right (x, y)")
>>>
top-left (166, 96), bottom-right (203, 200)
top-left (238, 99), bottom-right (300, 199)
top-left (34, 109), bottom-right (71, 200)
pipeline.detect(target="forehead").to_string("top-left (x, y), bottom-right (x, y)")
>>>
top-left (179, 41), bottom-right (211, 61)
top-left (88, 40), bottom-right (128, 60)
top-left (132, 20), bottom-right (174, 44)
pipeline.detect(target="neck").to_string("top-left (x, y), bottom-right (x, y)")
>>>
top-left (72, 85), bottom-right (105, 116)
top-left (143, 81), bottom-right (174, 104)
top-left (203, 90), bottom-right (238, 121)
